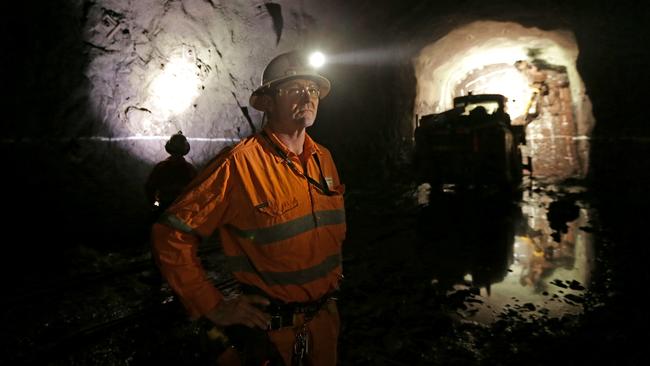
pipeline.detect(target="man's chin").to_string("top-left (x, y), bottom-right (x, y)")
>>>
top-left (294, 113), bottom-right (316, 126)
top-left (298, 119), bottom-right (315, 128)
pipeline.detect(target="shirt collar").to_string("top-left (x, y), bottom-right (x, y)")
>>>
top-left (261, 126), bottom-right (321, 160)
top-left (303, 133), bottom-right (320, 156)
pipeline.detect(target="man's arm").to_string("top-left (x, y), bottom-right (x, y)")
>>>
top-left (151, 156), bottom-right (271, 328)
top-left (151, 223), bottom-right (223, 318)
top-left (151, 157), bottom-right (234, 318)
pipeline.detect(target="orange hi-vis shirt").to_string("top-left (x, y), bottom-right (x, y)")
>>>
top-left (151, 127), bottom-right (346, 318)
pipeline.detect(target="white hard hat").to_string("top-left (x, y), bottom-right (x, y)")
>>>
top-left (249, 50), bottom-right (331, 111)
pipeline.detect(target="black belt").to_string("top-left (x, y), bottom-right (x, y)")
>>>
top-left (267, 296), bottom-right (334, 330)
top-left (241, 285), bottom-right (336, 330)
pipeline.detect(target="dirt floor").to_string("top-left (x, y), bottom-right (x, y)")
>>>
top-left (1, 175), bottom-right (646, 365)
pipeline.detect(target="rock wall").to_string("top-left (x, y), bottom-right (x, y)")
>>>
top-left (5, 0), bottom-right (348, 254)
top-left (2, 0), bottom-right (647, 259)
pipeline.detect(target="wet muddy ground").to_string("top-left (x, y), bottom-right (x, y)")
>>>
top-left (1, 175), bottom-right (646, 365)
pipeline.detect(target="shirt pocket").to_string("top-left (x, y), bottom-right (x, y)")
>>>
top-left (250, 196), bottom-right (300, 243)
top-left (253, 197), bottom-right (299, 217)
top-left (317, 184), bottom-right (345, 212)
top-left (313, 184), bottom-right (346, 245)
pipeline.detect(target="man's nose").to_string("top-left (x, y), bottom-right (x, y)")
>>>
top-left (299, 89), bottom-right (312, 101)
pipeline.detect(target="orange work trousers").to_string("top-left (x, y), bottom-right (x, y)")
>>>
top-left (217, 301), bottom-right (340, 366)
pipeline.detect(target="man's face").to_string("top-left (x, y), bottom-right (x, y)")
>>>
top-left (270, 78), bottom-right (320, 129)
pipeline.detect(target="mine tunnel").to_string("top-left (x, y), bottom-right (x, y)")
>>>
top-left (413, 20), bottom-right (593, 180)
top-left (2, 1), bottom-right (648, 365)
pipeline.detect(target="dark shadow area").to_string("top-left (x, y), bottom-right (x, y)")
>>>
top-left (2, 2), bottom-right (153, 295)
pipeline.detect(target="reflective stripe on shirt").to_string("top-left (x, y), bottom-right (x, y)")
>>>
top-left (228, 209), bottom-right (345, 244)
top-left (225, 253), bottom-right (342, 286)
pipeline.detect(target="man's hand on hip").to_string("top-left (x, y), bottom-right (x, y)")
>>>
top-left (205, 294), bottom-right (271, 329)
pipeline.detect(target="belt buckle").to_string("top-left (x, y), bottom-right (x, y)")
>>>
top-left (270, 314), bottom-right (283, 330)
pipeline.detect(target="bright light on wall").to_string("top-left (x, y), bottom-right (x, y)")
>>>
top-left (462, 66), bottom-right (532, 118)
top-left (488, 69), bottom-right (530, 118)
top-left (148, 56), bottom-right (200, 117)
top-left (437, 45), bottom-right (531, 114)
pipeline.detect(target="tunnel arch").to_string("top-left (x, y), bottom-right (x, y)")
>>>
top-left (413, 20), bottom-right (594, 180)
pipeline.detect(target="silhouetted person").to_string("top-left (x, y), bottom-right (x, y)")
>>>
top-left (145, 131), bottom-right (198, 222)
top-left (143, 131), bottom-right (198, 297)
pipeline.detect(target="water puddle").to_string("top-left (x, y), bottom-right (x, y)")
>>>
top-left (417, 183), bottom-right (594, 324)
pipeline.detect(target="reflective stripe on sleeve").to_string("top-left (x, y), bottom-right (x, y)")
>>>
top-left (225, 254), bottom-right (341, 286)
top-left (158, 213), bottom-right (195, 234)
top-left (228, 209), bottom-right (345, 245)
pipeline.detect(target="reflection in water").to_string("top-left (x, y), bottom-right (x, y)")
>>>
top-left (416, 184), bottom-right (594, 324)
